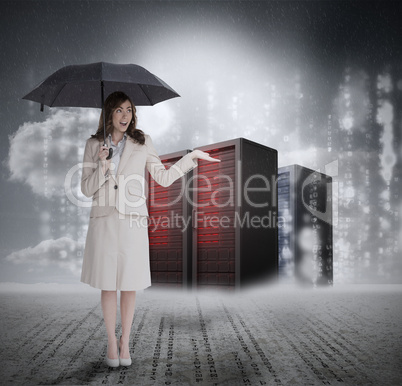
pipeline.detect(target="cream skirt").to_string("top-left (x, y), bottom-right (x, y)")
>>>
top-left (80, 209), bottom-right (151, 291)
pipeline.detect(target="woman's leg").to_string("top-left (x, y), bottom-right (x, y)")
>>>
top-left (101, 290), bottom-right (118, 359)
top-left (119, 290), bottom-right (136, 359)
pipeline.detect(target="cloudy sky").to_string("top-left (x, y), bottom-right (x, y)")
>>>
top-left (0, 0), bottom-right (401, 286)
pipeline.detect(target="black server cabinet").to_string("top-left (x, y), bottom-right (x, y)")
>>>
top-left (278, 165), bottom-right (333, 286)
top-left (192, 138), bottom-right (278, 289)
top-left (147, 150), bottom-right (193, 288)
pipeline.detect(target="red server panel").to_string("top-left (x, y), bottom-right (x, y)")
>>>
top-left (148, 154), bottom-right (190, 287)
top-left (194, 145), bottom-right (236, 288)
top-left (193, 138), bottom-right (278, 290)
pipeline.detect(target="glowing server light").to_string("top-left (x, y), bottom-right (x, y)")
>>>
top-left (278, 165), bottom-right (333, 286)
top-left (192, 138), bottom-right (278, 290)
top-left (147, 150), bottom-right (193, 288)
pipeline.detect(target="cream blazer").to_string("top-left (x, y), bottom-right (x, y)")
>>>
top-left (81, 134), bottom-right (197, 218)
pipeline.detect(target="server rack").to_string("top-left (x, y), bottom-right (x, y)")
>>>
top-left (147, 150), bottom-right (193, 288)
top-left (192, 138), bottom-right (278, 289)
top-left (278, 165), bottom-right (333, 286)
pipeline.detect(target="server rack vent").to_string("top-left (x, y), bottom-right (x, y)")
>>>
top-left (278, 171), bottom-right (294, 281)
top-left (193, 138), bottom-right (278, 290)
top-left (148, 153), bottom-right (192, 288)
top-left (196, 145), bottom-right (236, 287)
top-left (278, 165), bottom-right (333, 286)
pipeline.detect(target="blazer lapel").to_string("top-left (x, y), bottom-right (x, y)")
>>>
top-left (116, 137), bottom-right (138, 176)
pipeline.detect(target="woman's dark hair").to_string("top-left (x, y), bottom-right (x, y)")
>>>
top-left (91, 91), bottom-right (145, 145)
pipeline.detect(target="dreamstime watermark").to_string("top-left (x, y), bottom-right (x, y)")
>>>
top-left (64, 159), bottom-right (338, 228)
top-left (128, 210), bottom-right (283, 232)
top-left (64, 161), bottom-right (278, 210)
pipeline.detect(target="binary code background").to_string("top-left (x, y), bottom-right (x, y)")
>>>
top-left (1, 284), bottom-right (401, 385)
top-left (1, 1), bottom-right (401, 285)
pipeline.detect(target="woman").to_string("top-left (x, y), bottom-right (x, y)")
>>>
top-left (80, 91), bottom-right (219, 367)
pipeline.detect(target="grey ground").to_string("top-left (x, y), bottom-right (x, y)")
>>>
top-left (0, 283), bottom-right (401, 385)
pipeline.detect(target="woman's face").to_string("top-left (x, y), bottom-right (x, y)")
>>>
top-left (112, 99), bottom-right (133, 134)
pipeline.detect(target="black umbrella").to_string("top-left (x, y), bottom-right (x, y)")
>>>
top-left (22, 62), bottom-right (180, 159)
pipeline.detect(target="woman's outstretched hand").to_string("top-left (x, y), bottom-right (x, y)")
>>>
top-left (190, 149), bottom-right (221, 162)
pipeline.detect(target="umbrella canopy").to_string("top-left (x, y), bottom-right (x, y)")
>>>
top-left (22, 62), bottom-right (180, 109)
top-left (22, 62), bottom-right (180, 158)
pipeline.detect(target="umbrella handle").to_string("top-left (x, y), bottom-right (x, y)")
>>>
top-left (101, 81), bottom-right (113, 159)
top-left (103, 143), bottom-right (113, 160)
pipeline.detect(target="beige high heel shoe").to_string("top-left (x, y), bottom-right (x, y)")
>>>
top-left (119, 336), bottom-right (132, 366)
top-left (105, 338), bottom-right (120, 368)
